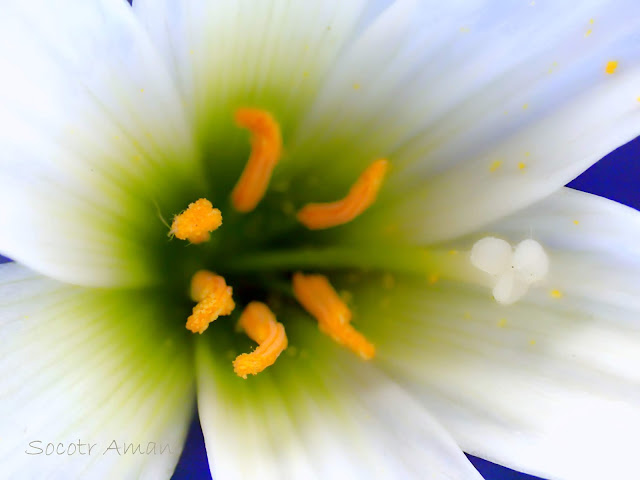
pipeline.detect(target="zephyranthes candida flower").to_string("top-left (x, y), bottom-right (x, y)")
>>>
top-left (1, 1), bottom-right (640, 479)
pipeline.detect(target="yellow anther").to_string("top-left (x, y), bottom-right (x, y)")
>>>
top-left (297, 159), bottom-right (389, 230)
top-left (170, 198), bottom-right (222, 244)
top-left (233, 302), bottom-right (288, 379)
top-left (231, 108), bottom-right (282, 213)
top-left (292, 273), bottom-right (375, 360)
top-left (550, 289), bottom-right (563, 299)
top-left (489, 160), bottom-right (502, 172)
top-left (605, 60), bottom-right (618, 74)
top-left (518, 162), bottom-right (527, 170)
top-left (186, 270), bottom-right (235, 334)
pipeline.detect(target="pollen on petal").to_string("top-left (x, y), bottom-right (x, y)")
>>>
top-left (605, 60), bottom-right (618, 74)
top-left (292, 272), bottom-right (375, 360)
top-left (297, 159), bottom-right (389, 230)
top-left (231, 108), bottom-right (282, 213)
top-left (170, 198), bottom-right (222, 244)
top-left (233, 302), bottom-right (287, 379)
top-left (186, 270), bottom-right (235, 334)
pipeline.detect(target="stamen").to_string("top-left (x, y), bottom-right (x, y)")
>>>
top-left (292, 272), bottom-right (375, 360)
top-left (231, 108), bottom-right (282, 213)
top-left (233, 302), bottom-right (288, 379)
top-left (170, 198), bottom-right (222, 244)
top-left (297, 158), bottom-right (389, 230)
top-left (186, 270), bottom-right (235, 334)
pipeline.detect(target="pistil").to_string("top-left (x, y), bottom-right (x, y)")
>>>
top-left (292, 272), bottom-right (375, 360)
top-left (233, 302), bottom-right (288, 379)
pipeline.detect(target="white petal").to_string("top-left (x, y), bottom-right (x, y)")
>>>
top-left (512, 239), bottom-right (549, 284)
top-left (0, 263), bottom-right (195, 479)
top-left (0, 0), bottom-right (200, 287)
top-left (315, 0), bottom-right (640, 244)
top-left (132, 0), bottom-right (382, 174)
top-left (470, 236), bottom-right (512, 275)
top-left (349, 191), bottom-right (640, 479)
top-left (195, 318), bottom-right (481, 480)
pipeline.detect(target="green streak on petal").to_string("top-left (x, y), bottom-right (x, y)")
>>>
top-left (217, 245), bottom-right (478, 282)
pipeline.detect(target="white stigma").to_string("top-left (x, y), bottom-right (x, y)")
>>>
top-left (470, 236), bottom-right (550, 305)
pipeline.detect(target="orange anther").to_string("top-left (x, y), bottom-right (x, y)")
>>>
top-left (297, 158), bottom-right (389, 230)
top-left (233, 302), bottom-right (288, 379)
top-left (292, 273), bottom-right (375, 360)
top-left (186, 270), bottom-right (235, 334)
top-left (170, 198), bottom-right (222, 244)
top-left (231, 108), bottom-right (282, 213)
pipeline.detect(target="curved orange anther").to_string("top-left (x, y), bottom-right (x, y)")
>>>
top-left (233, 302), bottom-right (288, 378)
top-left (170, 198), bottom-right (222, 244)
top-left (186, 270), bottom-right (235, 334)
top-left (297, 158), bottom-right (389, 230)
top-left (231, 108), bottom-right (282, 213)
top-left (292, 273), bottom-right (375, 360)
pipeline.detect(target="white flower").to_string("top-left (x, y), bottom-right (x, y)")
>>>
top-left (1, 1), bottom-right (640, 479)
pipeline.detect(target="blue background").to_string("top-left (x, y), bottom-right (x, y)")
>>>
top-left (171, 135), bottom-right (640, 480)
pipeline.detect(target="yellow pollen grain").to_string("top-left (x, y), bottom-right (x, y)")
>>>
top-left (522, 103), bottom-right (529, 110)
top-left (636, 96), bottom-right (640, 102)
top-left (293, 272), bottom-right (375, 360)
top-left (353, 83), bottom-right (361, 90)
top-left (518, 162), bottom-right (527, 170)
top-left (573, 219), bottom-right (580, 225)
top-left (297, 158), bottom-right (389, 230)
top-left (231, 108), bottom-right (282, 213)
top-left (186, 270), bottom-right (235, 334)
top-left (590, 18), bottom-right (595, 24)
top-left (529, 339), bottom-right (537, 346)
top-left (489, 160), bottom-right (502, 172)
top-left (605, 60), bottom-right (618, 75)
top-left (170, 198), bottom-right (222, 244)
top-left (497, 318), bottom-right (508, 328)
top-left (233, 302), bottom-right (288, 379)
top-left (428, 273), bottom-right (440, 285)
top-left (585, 29), bottom-right (593, 37)
top-left (550, 289), bottom-right (563, 299)
top-left (303, 71), bottom-right (310, 78)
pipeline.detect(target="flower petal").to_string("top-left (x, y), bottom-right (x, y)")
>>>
top-left (350, 191), bottom-right (640, 479)
top-left (0, 0), bottom-right (200, 287)
top-left (195, 317), bottom-right (481, 479)
top-left (293, 0), bottom-right (640, 243)
top-left (0, 263), bottom-right (195, 479)
top-left (132, 0), bottom-right (389, 189)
